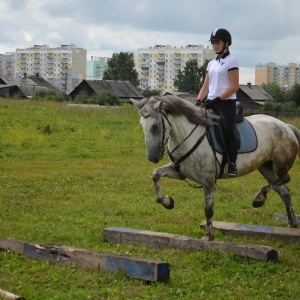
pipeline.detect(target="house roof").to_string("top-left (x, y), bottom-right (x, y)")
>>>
top-left (27, 75), bottom-right (64, 93)
top-left (238, 84), bottom-right (273, 101)
top-left (0, 84), bottom-right (49, 98)
top-left (69, 79), bottom-right (143, 100)
top-left (16, 85), bottom-right (47, 98)
top-left (0, 76), bottom-right (37, 87)
top-left (0, 75), bottom-right (65, 98)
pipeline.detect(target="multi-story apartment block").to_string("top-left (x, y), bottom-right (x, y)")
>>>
top-left (0, 52), bottom-right (15, 79)
top-left (15, 44), bottom-right (87, 93)
top-left (255, 62), bottom-right (300, 89)
top-left (86, 56), bottom-right (108, 79)
top-left (135, 45), bottom-right (215, 93)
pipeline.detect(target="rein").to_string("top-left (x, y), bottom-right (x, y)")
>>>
top-left (161, 109), bottom-right (220, 184)
top-left (167, 129), bottom-right (208, 173)
top-left (161, 111), bottom-right (208, 174)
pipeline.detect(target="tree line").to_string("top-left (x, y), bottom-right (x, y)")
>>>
top-left (102, 52), bottom-right (300, 112)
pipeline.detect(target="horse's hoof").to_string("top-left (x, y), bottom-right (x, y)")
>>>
top-left (161, 196), bottom-right (174, 209)
top-left (201, 234), bottom-right (214, 241)
top-left (252, 200), bottom-right (265, 208)
top-left (252, 193), bottom-right (266, 208)
top-left (288, 224), bottom-right (298, 228)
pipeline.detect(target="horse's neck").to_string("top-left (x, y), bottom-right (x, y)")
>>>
top-left (169, 115), bottom-right (205, 149)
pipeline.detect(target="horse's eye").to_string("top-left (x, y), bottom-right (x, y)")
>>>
top-left (151, 122), bottom-right (160, 132)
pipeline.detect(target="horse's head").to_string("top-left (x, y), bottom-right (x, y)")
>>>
top-left (131, 96), bottom-right (216, 163)
top-left (131, 97), bottom-right (168, 163)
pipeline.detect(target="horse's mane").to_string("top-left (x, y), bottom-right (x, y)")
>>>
top-left (146, 95), bottom-right (213, 127)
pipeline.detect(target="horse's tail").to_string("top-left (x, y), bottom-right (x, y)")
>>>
top-left (288, 124), bottom-right (300, 157)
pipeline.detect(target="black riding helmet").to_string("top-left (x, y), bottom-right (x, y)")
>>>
top-left (209, 28), bottom-right (232, 46)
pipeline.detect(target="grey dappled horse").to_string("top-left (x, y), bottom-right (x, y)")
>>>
top-left (131, 95), bottom-right (300, 240)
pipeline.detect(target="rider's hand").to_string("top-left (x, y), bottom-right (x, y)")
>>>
top-left (195, 99), bottom-right (202, 107)
top-left (205, 97), bottom-right (222, 109)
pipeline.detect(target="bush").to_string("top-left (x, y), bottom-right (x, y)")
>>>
top-left (73, 91), bottom-right (91, 104)
top-left (91, 91), bottom-right (121, 105)
top-left (32, 89), bottom-right (69, 102)
top-left (74, 91), bottom-right (121, 106)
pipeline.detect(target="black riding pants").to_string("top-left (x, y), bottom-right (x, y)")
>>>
top-left (213, 99), bottom-right (237, 164)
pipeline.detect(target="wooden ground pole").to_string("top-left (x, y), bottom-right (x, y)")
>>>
top-left (103, 227), bottom-right (278, 262)
top-left (274, 213), bottom-right (300, 224)
top-left (200, 220), bottom-right (300, 243)
top-left (0, 238), bottom-right (169, 282)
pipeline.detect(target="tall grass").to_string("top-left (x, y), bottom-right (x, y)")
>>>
top-left (0, 99), bottom-right (300, 299)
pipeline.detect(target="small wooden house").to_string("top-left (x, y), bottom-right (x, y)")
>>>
top-left (69, 79), bottom-right (143, 103)
top-left (236, 83), bottom-right (273, 110)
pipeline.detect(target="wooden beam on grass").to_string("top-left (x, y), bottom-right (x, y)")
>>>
top-left (0, 238), bottom-right (169, 282)
top-left (103, 227), bottom-right (278, 262)
top-left (200, 220), bottom-right (300, 244)
top-left (274, 213), bottom-right (300, 224)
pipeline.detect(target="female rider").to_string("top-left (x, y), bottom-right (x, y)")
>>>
top-left (196, 28), bottom-right (239, 177)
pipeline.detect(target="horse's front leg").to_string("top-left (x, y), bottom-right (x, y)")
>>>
top-left (202, 179), bottom-right (216, 241)
top-left (152, 162), bottom-right (185, 209)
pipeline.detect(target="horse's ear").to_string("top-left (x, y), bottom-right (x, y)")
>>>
top-left (130, 98), bottom-right (141, 107)
top-left (130, 98), bottom-right (148, 109)
top-left (153, 100), bottom-right (163, 112)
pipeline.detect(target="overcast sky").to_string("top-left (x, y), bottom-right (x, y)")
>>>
top-left (1, 0), bottom-right (300, 84)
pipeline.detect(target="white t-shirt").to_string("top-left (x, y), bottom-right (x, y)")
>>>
top-left (206, 52), bottom-right (239, 100)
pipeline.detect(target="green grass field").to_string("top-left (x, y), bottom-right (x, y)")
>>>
top-left (0, 99), bottom-right (300, 299)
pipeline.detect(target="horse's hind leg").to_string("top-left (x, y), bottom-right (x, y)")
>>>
top-left (256, 161), bottom-right (297, 228)
top-left (152, 162), bottom-right (185, 209)
top-left (274, 185), bottom-right (297, 228)
top-left (253, 161), bottom-right (289, 207)
top-left (253, 161), bottom-right (275, 207)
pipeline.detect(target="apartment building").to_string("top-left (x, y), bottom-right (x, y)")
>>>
top-left (0, 52), bottom-right (15, 79)
top-left (135, 45), bottom-right (215, 93)
top-left (255, 62), bottom-right (300, 89)
top-left (86, 56), bottom-right (108, 79)
top-left (15, 44), bottom-right (87, 93)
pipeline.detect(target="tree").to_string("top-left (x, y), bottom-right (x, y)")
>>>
top-left (261, 83), bottom-right (284, 102)
top-left (286, 83), bottom-right (300, 106)
top-left (142, 87), bottom-right (161, 97)
top-left (103, 52), bottom-right (139, 87)
top-left (174, 59), bottom-right (199, 93)
top-left (174, 59), bottom-right (210, 93)
top-left (198, 59), bottom-right (210, 87)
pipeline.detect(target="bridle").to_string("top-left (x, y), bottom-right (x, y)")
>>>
top-left (160, 110), bottom-right (208, 174)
